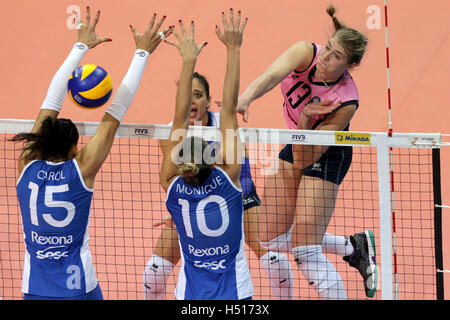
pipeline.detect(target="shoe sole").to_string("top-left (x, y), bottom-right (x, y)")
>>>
top-left (365, 230), bottom-right (378, 298)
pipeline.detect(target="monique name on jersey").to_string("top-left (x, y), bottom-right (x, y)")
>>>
top-left (175, 175), bottom-right (224, 195)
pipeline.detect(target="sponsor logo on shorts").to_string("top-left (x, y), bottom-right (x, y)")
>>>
top-left (335, 132), bottom-right (371, 145)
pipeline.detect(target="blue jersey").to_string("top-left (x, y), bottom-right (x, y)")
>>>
top-left (165, 166), bottom-right (253, 300)
top-left (16, 159), bottom-right (98, 297)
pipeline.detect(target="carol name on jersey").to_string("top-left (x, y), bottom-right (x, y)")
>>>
top-left (37, 169), bottom-right (66, 181)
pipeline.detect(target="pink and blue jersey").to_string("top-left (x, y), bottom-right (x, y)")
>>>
top-left (281, 43), bottom-right (359, 130)
top-left (16, 159), bottom-right (98, 298)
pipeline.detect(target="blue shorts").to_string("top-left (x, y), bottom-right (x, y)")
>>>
top-left (243, 184), bottom-right (261, 211)
top-left (278, 144), bottom-right (352, 185)
top-left (23, 284), bottom-right (103, 300)
top-left (240, 157), bottom-right (261, 211)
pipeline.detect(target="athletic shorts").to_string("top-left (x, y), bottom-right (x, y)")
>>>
top-left (278, 144), bottom-right (352, 185)
top-left (243, 184), bottom-right (261, 211)
top-left (241, 157), bottom-right (261, 211)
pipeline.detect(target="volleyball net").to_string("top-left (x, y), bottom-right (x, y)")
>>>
top-left (0, 119), bottom-right (445, 300)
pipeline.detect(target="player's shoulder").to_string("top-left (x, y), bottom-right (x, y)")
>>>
top-left (339, 71), bottom-right (359, 98)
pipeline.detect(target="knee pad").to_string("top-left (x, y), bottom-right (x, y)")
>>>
top-left (260, 251), bottom-right (294, 299)
top-left (292, 245), bottom-right (347, 299)
top-left (258, 226), bottom-right (293, 253)
top-left (143, 254), bottom-right (174, 299)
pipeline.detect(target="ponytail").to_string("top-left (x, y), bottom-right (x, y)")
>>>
top-left (326, 4), bottom-right (346, 31)
top-left (326, 4), bottom-right (368, 66)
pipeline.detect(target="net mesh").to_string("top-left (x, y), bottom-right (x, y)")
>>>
top-left (0, 123), bottom-right (439, 300)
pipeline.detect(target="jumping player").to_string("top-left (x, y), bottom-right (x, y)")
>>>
top-left (11, 7), bottom-right (172, 299)
top-left (236, 5), bottom-right (377, 299)
top-left (159, 10), bottom-right (253, 299)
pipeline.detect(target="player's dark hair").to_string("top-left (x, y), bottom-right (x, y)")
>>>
top-left (327, 4), bottom-right (368, 66)
top-left (9, 116), bottom-right (79, 161)
top-left (193, 72), bottom-right (210, 99)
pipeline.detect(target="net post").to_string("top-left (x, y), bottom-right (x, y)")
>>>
top-left (377, 133), bottom-right (394, 300)
top-left (432, 148), bottom-right (444, 300)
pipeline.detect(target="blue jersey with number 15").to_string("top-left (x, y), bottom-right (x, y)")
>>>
top-left (165, 166), bottom-right (254, 300)
top-left (16, 159), bottom-right (98, 297)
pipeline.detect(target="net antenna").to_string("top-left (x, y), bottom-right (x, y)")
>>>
top-left (384, 0), bottom-right (398, 299)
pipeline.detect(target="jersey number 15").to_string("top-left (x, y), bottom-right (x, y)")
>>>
top-left (28, 182), bottom-right (76, 228)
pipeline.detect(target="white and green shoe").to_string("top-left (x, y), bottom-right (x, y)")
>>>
top-left (343, 230), bottom-right (378, 298)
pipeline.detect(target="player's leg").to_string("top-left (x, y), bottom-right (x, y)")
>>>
top-left (257, 156), bottom-right (302, 245)
top-left (321, 232), bottom-right (354, 257)
top-left (143, 226), bottom-right (180, 300)
top-left (290, 176), bottom-right (347, 300)
top-left (244, 204), bottom-right (294, 300)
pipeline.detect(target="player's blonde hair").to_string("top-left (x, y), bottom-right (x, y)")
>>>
top-left (177, 136), bottom-right (213, 185)
top-left (327, 4), bottom-right (368, 66)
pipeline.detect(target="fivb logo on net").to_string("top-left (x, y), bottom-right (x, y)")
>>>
top-left (169, 122), bottom-right (280, 175)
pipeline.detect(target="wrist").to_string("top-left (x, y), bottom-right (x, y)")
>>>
top-left (134, 48), bottom-right (150, 56)
top-left (73, 41), bottom-right (90, 52)
top-left (227, 46), bottom-right (241, 53)
top-left (73, 42), bottom-right (89, 54)
top-left (301, 110), bottom-right (312, 119)
top-left (182, 56), bottom-right (197, 64)
top-left (134, 49), bottom-right (150, 58)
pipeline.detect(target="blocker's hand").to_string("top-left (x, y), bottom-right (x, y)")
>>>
top-left (164, 20), bottom-right (208, 61)
top-left (130, 14), bottom-right (173, 54)
top-left (75, 6), bottom-right (112, 49)
top-left (215, 8), bottom-right (247, 50)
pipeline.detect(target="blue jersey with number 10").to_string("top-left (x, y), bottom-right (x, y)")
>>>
top-left (16, 159), bottom-right (98, 297)
top-left (165, 166), bottom-right (254, 300)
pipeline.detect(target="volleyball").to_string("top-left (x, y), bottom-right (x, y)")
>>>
top-left (67, 64), bottom-right (113, 109)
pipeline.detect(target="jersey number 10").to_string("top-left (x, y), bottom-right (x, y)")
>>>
top-left (178, 195), bottom-right (230, 238)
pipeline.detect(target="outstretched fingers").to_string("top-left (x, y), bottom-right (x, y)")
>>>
top-left (85, 6), bottom-right (91, 26)
top-left (179, 20), bottom-right (188, 37)
top-left (151, 14), bottom-right (167, 35)
top-left (239, 16), bottom-right (248, 33)
top-left (198, 41), bottom-right (208, 52)
top-left (221, 11), bottom-right (229, 30)
top-left (91, 9), bottom-right (101, 29)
